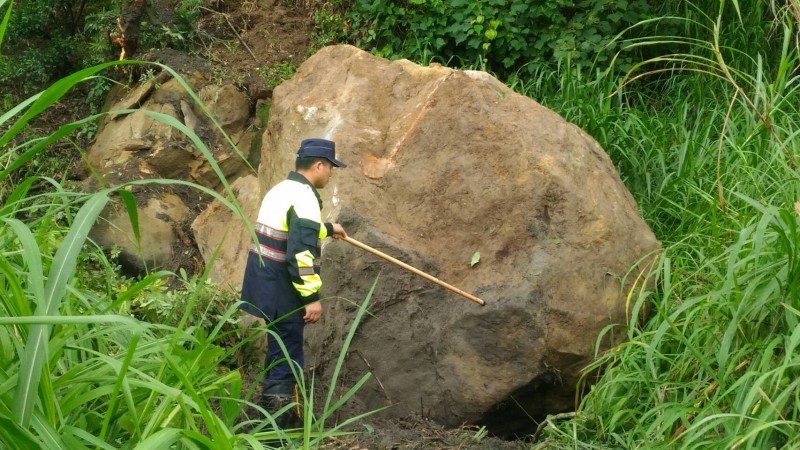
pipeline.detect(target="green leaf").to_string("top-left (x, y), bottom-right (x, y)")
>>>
top-left (117, 189), bottom-right (141, 250)
top-left (3, 218), bottom-right (44, 302)
top-left (0, 315), bottom-right (141, 326)
top-left (0, 412), bottom-right (40, 448)
top-left (320, 277), bottom-right (379, 428)
top-left (14, 191), bottom-right (110, 427)
top-left (136, 428), bottom-right (182, 448)
top-left (0, 61), bottom-right (127, 152)
top-left (471, 251), bottom-right (480, 267)
top-left (0, 0), bottom-right (13, 52)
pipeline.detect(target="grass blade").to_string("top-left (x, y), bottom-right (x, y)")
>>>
top-left (0, 414), bottom-right (40, 448)
top-left (117, 189), bottom-right (141, 252)
top-left (0, 61), bottom-right (128, 149)
top-left (0, 0), bottom-right (12, 51)
top-left (99, 333), bottom-right (140, 442)
top-left (2, 218), bottom-right (45, 302)
top-left (13, 191), bottom-right (110, 427)
top-left (0, 112), bottom-right (104, 182)
top-left (135, 428), bottom-right (182, 448)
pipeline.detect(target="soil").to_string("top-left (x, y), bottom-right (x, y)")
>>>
top-left (191, 0), bottom-right (319, 101)
top-left (320, 417), bottom-right (530, 450)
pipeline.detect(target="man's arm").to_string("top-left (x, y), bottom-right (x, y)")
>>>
top-left (286, 206), bottom-right (324, 305)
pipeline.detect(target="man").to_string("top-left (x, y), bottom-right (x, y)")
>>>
top-left (240, 138), bottom-right (347, 427)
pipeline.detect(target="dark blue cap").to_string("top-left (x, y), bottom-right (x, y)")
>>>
top-left (296, 138), bottom-right (347, 167)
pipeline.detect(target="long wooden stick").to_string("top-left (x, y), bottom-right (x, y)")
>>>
top-left (342, 236), bottom-right (485, 306)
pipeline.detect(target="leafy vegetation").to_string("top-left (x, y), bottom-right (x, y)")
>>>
top-left (507, 2), bottom-right (800, 448)
top-left (344, 0), bottom-right (653, 77)
top-left (257, 61), bottom-right (298, 91)
top-left (0, 0), bottom-right (207, 99)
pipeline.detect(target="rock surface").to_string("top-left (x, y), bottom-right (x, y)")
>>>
top-left (195, 45), bottom-right (660, 434)
top-left (92, 192), bottom-right (190, 273)
top-left (191, 175), bottom-right (260, 290)
top-left (83, 64), bottom-right (256, 274)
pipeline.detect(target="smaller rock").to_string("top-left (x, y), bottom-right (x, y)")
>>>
top-left (91, 192), bottom-right (190, 273)
top-left (199, 84), bottom-right (250, 134)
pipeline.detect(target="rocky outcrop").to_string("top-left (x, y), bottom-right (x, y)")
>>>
top-left (193, 45), bottom-right (660, 434)
top-left (82, 66), bottom-right (256, 273)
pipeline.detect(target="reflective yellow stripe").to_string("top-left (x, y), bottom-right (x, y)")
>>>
top-left (293, 275), bottom-right (322, 297)
top-left (295, 249), bottom-right (314, 269)
top-left (294, 250), bottom-right (321, 297)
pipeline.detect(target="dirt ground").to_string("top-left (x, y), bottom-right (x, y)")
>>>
top-left (321, 416), bottom-right (530, 450)
top-left (193, 0), bottom-right (319, 100)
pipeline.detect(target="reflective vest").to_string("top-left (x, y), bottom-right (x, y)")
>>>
top-left (247, 171), bottom-right (331, 304)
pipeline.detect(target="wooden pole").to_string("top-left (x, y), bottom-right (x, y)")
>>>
top-left (342, 236), bottom-right (485, 306)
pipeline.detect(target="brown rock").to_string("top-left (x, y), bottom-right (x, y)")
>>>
top-left (82, 67), bottom-right (258, 274)
top-left (198, 45), bottom-right (661, 435)
top-left (191, 175), bottom-right (261, 290)
top-left (91, 192), bottom-right (190, 273)
top-left (199, 84), bottom-right (250, 135)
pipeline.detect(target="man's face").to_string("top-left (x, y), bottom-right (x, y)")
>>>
top-left (313, 160), bottom-right (334, 188)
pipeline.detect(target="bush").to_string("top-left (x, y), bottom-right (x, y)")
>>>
top-left (346, 0), bottom-right (653, 76)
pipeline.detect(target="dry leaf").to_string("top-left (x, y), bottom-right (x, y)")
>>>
top-left (470, 251), bottom-right (480, 267)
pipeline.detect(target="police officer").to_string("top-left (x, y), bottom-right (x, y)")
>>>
top-left (240, 138), bottom-right (347, 427)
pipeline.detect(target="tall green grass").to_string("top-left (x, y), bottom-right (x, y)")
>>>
top-left (524, 1), bottom-right (800, 448)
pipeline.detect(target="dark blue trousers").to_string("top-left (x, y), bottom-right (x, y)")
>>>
top-left (261, 320), bottom-right (305, 396)
top-left (241, 252), bottom-right (308, 396)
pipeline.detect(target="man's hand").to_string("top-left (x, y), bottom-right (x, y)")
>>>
top-left (303, 301), bottom-right (322, 324)
top-left (331, 223), bottom-right (348, 239)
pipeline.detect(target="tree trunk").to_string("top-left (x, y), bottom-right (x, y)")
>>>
top-left (112, 0), bottom-right (148, 60)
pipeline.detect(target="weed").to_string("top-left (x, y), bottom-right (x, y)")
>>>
top-left (257, 61), bottom-right (297, 90)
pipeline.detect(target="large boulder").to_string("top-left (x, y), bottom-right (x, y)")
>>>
top-left (195, 45), bottom-right (660, 435)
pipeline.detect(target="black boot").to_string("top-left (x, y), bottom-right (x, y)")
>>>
top-left (260, 380), bottom-right (302, 429)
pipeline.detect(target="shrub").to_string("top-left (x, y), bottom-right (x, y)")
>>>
top-left (346, 0), bottom-right (653, 76)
